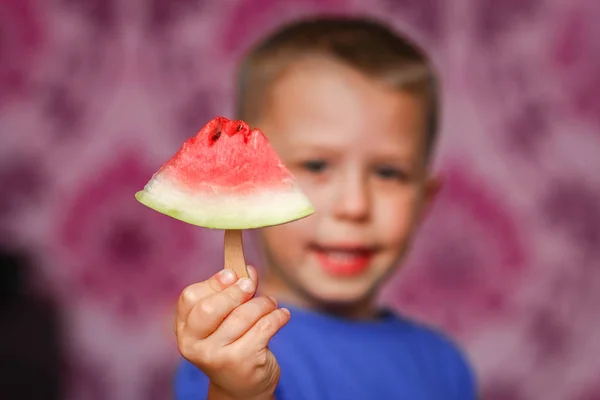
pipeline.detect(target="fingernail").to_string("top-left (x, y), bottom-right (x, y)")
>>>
top-left (237, 278), bottom-right (255, 293)
top-left (268, 296), bottom-right (278, 306)
top-left (281, 307), bottom-right (291, 316)
top-left (220, 269), bottom-right (236, 284)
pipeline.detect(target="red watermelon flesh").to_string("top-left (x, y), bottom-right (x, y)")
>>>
top-left (135, 116), bottom-right (314, 229)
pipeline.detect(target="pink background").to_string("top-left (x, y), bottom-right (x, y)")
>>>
top-left (1, 0), bottom-right (599, 399)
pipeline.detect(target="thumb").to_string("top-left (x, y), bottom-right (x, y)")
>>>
top-left (176, 269), bottom-right (236, 325)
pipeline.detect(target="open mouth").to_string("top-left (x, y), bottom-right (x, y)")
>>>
top-left (310, 244), bottom-right (376, 277)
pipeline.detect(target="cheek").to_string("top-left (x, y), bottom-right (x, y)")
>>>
top-left (295, 176), bottom-right (331, 208)
top-left (261, 216), bottom-right (315, 264)
top-left (375, 191), bottom-right (423, 247)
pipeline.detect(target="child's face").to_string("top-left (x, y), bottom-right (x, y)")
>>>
top-left (256, 57), bottom-right (439, 308)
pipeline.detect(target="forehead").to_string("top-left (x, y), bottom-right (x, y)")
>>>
top-left (260, 57), bottom-right (427, 160)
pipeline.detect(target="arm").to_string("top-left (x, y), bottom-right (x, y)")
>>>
top-left (447, 344), bottom-right (478, 400)
top-left (174, 359), bottom-right (276, 400)
top-left (208, 384), bottom-right (275, 400)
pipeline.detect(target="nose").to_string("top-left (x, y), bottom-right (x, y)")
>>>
top-left (331, 172), bottom-right (370, 222)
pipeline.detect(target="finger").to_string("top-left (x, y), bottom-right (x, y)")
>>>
top-left (209, 296), bottom-right (278, 345)
top-left (233, 307), bottom-right (290, 351)
top-left (247, 265), bottom-right (258, 286)
top-left (185, 277), bottom-right (256, 339)
top-left (176, 269), bottom-right (237, 328)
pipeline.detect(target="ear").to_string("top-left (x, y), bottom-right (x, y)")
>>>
top-left (418, 174), bottom-right (442, 222)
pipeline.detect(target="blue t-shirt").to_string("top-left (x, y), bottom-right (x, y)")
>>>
top-left (175, 304), bottom-right (477, 399)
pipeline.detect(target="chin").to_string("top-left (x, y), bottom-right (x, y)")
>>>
top-left (303, 284), bottom-right (374, 309)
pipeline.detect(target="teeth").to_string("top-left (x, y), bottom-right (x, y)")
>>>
top-left (324, 251), bottom-right (362, 264)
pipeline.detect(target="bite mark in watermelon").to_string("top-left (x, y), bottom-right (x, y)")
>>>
top-left (135, 116), bottom-right (314, 229)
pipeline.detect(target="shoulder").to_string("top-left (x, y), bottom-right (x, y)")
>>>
top-left (173, 359), bottom-right (209, 400)
top-left (396, 315), bottom-right (478, 398)
top-left (400, 316), bottom-right (470, 358)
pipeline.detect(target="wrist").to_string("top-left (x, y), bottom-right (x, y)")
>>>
top-left (207, 383), bottom-right (275, 400)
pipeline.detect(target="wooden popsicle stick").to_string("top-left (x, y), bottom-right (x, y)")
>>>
top-left (223, 229), bottom-right (249, 278)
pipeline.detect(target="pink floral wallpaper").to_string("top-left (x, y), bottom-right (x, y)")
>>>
top-left (1, 0), bottom-right (599, 399)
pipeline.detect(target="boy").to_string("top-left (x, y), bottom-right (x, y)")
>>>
top-left (174, 16), bottom-right (477, 400)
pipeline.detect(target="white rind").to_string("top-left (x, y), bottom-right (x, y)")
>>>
top-left (135, 175), bottom-right (315, 229)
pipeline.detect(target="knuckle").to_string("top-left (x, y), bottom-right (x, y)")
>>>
top-left (244, 298), bottom-right (270, 320)
top-left (180, 285), bottom-right (198, 304)
top-left (197, 300), bottom-right (216, 317)
top-left (194, 343), bottom-right (222, 368)
top-left (257, 314), bottom-right (275, 333)
top-left (254, 350), bottom-right (269, 368)
top-left (255, 296), bottom-right (270, 310)
top-left (207, 277), bottom-right (222, 293)
top-left (247, 297), bottom-right (274, 318)
top-left (276, 309), bottom-right (287, 322)
top-left (226, 311), bottom-right (250, 328)
top-left (261, 296), bottom-right (277, 311)
top-left (223, 286), bottom-right (244, 305)
top-left (177, 336), bottom-right (196, 359)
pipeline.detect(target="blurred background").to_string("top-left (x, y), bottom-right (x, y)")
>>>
top-left (1, 0), bottom-right (599, 399)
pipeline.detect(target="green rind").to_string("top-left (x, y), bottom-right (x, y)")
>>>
top-left (135, 190), bottom-right (315, 229)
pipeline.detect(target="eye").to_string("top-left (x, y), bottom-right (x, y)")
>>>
top-left (375, 165), bottom-right (407, 180)
top-left (302, 160), bottom-right (328, 173)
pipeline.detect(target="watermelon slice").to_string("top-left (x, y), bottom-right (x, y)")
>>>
top-left (135, 116), bottom-right (314, 277)
top-left (135, 116), bottom-right (314, 229)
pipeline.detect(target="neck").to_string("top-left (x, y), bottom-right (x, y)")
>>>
top-left (259, 268), bottom-right (380, 321)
